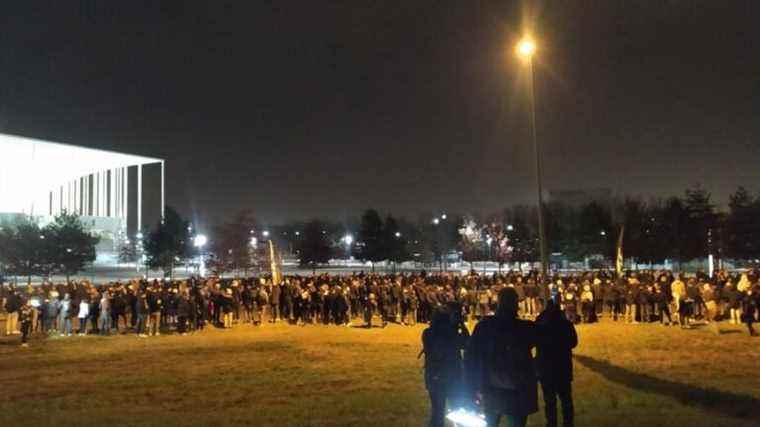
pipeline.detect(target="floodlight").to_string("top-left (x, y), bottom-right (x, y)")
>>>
top-left (193, 234), bottom-right (207, 248)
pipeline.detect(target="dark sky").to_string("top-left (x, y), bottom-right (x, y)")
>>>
top-left (2, 1), bottom-right (759, 227)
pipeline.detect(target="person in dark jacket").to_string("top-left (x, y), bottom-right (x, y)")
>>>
top-left (18, 298), bottom-right (33, 347)
top-left (135, 290), bottom-right (150, 337)
top-left (421, 309), bottom-right (469, 427)
top-left (536, 300), bottom-right (578, 427)
top-left (270, 283), bottom-right (282, 323)
top-left (4, 288), bottom-right (22, 335)
top-left (742, 286), bottom-right (759, 336)
top-left (466, 287), bottom-right (537, 427)
top-left (176, 290), bottom-right (192, 334)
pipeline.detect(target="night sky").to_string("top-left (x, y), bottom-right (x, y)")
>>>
top-left (2, 1), bottom-right (759, 227)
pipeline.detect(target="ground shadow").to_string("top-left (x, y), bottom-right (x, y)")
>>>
top-left (574, 354), bottom-right (760, 419)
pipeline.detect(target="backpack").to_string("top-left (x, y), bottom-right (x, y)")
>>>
top-left (485, 319), bottom-right (524, 390)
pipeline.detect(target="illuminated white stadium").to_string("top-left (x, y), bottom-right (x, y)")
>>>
top-left (0, 132), bottom-right (164, 256)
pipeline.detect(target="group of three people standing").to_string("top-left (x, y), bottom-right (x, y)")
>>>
top-left (422, 287), bottom-right (577, 427)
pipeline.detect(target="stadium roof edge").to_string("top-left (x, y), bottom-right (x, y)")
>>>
top-left (0, 132), bottom-right (163, 163)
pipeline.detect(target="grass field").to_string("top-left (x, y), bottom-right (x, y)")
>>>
top-left (1, 319), bottom-right (758, 427)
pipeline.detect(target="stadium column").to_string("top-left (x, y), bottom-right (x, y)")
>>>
top-left (122, 167), bottom-right (128, 222)
top-left (161, 160), bottom-right (165, 220)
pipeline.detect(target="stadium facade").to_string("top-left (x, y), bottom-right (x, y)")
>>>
top-left (0, 132), bottom-right (164, 259)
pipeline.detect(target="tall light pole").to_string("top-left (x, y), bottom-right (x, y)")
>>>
top-left (517, 36), bottom-right (548, 276)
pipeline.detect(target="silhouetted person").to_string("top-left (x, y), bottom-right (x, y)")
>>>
top-left (466, 287), bottom-right (537, 427)
top-left (742, 285), bottom-right (759, 336)
top-left (536, 299), bottom-right (578, 427)
top-left (421, 310), bottom-right (468, 427)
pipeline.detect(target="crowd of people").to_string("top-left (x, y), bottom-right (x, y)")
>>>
top-left (2, 268), bottom-right (759, 426)
top-left (2, 268), bottom-right (760, 348)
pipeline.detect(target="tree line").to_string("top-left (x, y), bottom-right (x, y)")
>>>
top-left (2, 185), bottom-right (759, 279)
top-left (0, 212), bottom-right (100, 283)
top-left (186, 184), bottom-right (760, 273)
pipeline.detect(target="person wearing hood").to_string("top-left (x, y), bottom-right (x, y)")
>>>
top-left (536, 300), bottom-right (578, 427)
top-left (466, 287), bottom-right (538, 427)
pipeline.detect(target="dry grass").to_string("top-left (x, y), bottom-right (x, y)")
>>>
top-left (1, 320), bottom-right (758, 427)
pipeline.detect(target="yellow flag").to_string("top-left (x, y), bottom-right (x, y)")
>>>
top-left (616, 225), bottom-right (625, 277)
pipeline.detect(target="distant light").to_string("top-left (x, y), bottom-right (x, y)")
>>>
top-left (600, 230), bottom-right (607, 236)
top-left (295, 231), bottom-right (301, 236)
top-left (136, 232), bottom-right (144, 239)
top-left (262, 230), bottom-right (270, 237)
top-left (395, 231), bottom-right (402, 238)
top-left (343, 234), bottom-right (353, 245)
top-left (433, 218), bottom-right (440, 225)
top-left (250, 229), bottom-right (255, 234)
top-left (39, 235), bottom-right (45, 239)
top-left (487, 237), bottom-right (493, 245)
top-left (441, 213), bottom-right (447, 220)
top-left (66, 248), bottom-right (72, 253)
top-left (125, 239), bottom-right (131, 245)
top-left (193, 234), bottom-right (208, 248)
top-left (507, 225), bottom-right (514, 231)
top-left (250, 237), bottom-right (258, 247)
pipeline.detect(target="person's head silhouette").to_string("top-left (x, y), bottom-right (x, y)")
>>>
top-left (496, 287), bottom-right (519, 318)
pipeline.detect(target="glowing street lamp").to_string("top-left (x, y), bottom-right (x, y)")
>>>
top-left (395, 231), bottom-right (402, 238)
top-left (516, 37), bottom-right (536, 60)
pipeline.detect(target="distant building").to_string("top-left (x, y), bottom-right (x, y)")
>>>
top-left (0, 132), bottom-right (164, 259)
